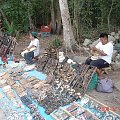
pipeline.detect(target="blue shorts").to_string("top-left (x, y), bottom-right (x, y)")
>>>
top-left (85, 58), bottom-right (109, 69)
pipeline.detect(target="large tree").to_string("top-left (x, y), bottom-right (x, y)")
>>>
top-left (59, 0), bottom-right (76, 52)
top-left (50, 0), bottom-right (62, 35)
top-left (50, 0), bottom-right (56, 34)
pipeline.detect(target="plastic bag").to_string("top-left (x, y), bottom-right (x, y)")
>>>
top-left (96, 78), bottom-right (113, 93)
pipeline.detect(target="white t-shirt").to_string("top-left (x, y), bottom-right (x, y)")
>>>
top-left (28, 38), bottom-right (40, 57)
top-left (96, 42), bottom-right (113, 64)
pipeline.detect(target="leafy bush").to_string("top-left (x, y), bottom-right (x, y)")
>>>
top-left (49, 37), bottom-right (62, 49)
top-left (3, 19), bottom-right (19, 40)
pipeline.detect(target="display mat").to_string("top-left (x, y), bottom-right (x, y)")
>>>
top-left (51, 94), bottom-right (120, 120)
top-left (0, 59), bottom-right (120, 120)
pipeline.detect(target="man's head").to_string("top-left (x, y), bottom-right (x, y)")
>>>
top-left (99, 33), bottom-right (108, 45)
top-left (30, 32), bottom-right (37, 40)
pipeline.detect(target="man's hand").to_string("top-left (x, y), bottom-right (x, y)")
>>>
top-left (23, 48), bottom-right (30, 51)
top-left (91, 46), bottom-right (98, 51)
top-left (91, 46), bottom-right (107, 56)
top-left (26, 48), bottom-right (30, 51)
top-left (89, 45), bottom-right (96, 50)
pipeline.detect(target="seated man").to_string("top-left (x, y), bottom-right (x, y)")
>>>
top-left (85, 33), bottom-right (113, 78)
top-left (21, 32), bottom-right (40, 64)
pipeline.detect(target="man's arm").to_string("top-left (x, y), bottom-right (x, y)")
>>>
top-left (27, 45), bottom-right (36, 51)
top-left (92, 47), bottom-right (107, 56)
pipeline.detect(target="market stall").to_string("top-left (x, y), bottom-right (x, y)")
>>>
top-left (0, 56), bottom-right (120, 120)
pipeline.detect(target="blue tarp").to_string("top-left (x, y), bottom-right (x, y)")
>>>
top-left (27, 70), bottom-right (47, 80)
top-left (1, 59), bottom-right (118, 120)
top-left (0, 59), bottom-right (53, 120)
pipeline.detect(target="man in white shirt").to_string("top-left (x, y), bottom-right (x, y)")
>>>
top-left (21, 32), bottom-right (40, 64)
top-left (85, 33), bottom-right (113, 78)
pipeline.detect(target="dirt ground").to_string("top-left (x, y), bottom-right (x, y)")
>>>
top-left (87, 70), bottom-right (120, 115)
top-left (15, 34), bottom-right (120, 115)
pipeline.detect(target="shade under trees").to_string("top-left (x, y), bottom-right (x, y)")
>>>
top-left (0, 0), bottom-right (120, 43)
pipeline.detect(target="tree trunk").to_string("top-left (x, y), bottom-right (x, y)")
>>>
top-left (56, 0), bottom-right (62, 35)
top-left (59, 0), bottom-right (76, 52)
top-left (50, 0), bottom-right (56, 34)
top-left (108, 0), bottom-right (114, 33)
top-left (73, 0), bottom-right (80, 44)
top-left (28, 2), bottom-right (34, 31)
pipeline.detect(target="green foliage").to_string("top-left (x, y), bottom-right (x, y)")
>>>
top-left (97, 24), bottom-right (111, 32)
top-left (0, 0), bottom-right (120, 41)
top-left (0, 0), bottom-right (51, 33)
top-left (32, 0), bottom-right (51, 26)
top-left (50, 37), bottom-right (62, 49)
top-left (3, 20), bottom-right (15, 35)
top-left (1, 0), bottom-right (30, 32)
top-left (68, 0), bottom-right (120, 42)
top-left (3, 19), bottom-right (19, 39)
top-left (82, 29), bottom-right (95, 39)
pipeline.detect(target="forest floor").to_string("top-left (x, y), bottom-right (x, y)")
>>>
top-left (15, 34), bottom-right (120, 115)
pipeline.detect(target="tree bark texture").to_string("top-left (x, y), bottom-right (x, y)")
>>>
top-left (50, 0), bottom-right (56, 34)
top-left (73, 0), bottom-right (80, 43)
top-left (107, 0), bottom-right (114, 33)
top-left (59, 0), bottom-right (76, 51)
top-left (55, 0), bottom-right (62, 35)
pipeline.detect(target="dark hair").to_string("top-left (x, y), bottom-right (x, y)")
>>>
top-left (33, 36), bottom-right (37, 38)
top-left (31, 32), bottom-right (37, 38)
top-left (99, 33), bottom-right (108, 39)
